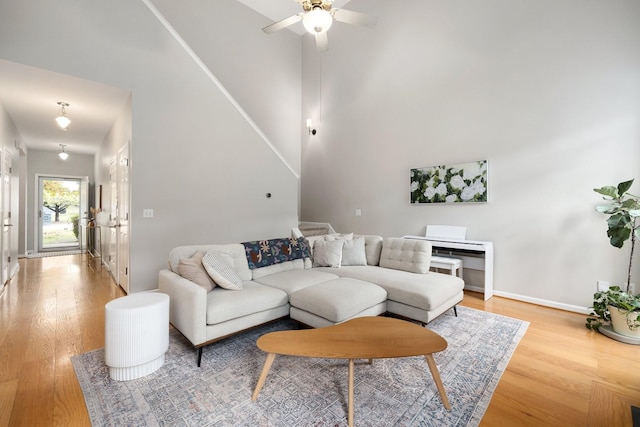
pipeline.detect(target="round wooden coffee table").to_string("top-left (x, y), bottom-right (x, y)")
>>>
top-left (251, 316), bottom-right (451, 427)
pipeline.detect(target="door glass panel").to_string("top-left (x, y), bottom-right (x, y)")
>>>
top-left (39, 177), bottom-right (81, 251)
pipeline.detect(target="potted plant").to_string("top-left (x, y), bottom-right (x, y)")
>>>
top-left (586, 179), bottom-right (640, 338)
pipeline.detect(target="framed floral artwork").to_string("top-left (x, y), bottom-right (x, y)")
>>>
top-left (410, 160), bottom-right (488, 204)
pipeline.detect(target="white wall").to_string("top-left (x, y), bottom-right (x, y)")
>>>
top-left (0, 0), bottom-right (302, 291)
top-left (152, 0), bottom-right (303, 175)
top-left (301, 0), bottom-right (640, 309)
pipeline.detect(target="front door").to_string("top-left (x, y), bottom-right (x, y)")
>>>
top-left (37, 176), bottom-right (87, 252)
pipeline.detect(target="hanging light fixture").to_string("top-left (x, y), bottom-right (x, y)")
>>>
top-left (58, 144), bottom-right (69, 160)
top-left (56, 101), bottom-right (71, 130)
top-left (303, 5), bottom-right (333, 34)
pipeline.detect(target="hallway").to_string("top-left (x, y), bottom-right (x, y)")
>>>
top-left (0, 255), bottom-right (124, 426)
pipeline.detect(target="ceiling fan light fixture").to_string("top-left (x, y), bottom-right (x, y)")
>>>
top-left (56, 101), bottom-right (71, 130)
top-left (303, 8), bottom-right (332, 34)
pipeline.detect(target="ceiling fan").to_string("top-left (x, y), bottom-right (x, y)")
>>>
top-left (262, 0), bottom-right (377, 52)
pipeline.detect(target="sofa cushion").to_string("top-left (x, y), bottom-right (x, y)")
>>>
top-left (290, 278), bottom-right (387, 323)
top-left (252, 258), bottom-right (306, 280)
top-left (313, 239), bottom-right (344, 267)
top-left (379, 238), bottom-right (431, 274)
top-left (253, 269), bottom-right (340, 295)
top-left (358, 235), bottom-right (383, 266)
top-left (168, 244), bottom-right (251, 281)
top-left (177, 250), bottom-right (216, 292)
top-left (205, 282), bottom-right (288, 325)
top-left (202, 251), bottom-right (243, 290)
top-left (314, 265), bottom-right (463, 311)
top-left (341, 237), bottom-right (368, 266)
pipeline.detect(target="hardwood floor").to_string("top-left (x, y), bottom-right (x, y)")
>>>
top-left (465, 293), bottom-right (640, 427)
top-left (0, 255), bottom-right (638, 426)
top-left (0, 255), bottom-right (124, 427)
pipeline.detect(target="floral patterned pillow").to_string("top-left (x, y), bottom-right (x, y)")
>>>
top-left (242, 237), bottom-right (311, 270)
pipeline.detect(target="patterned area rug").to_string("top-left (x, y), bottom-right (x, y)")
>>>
top-left (72, 306), bottom-right (528, 426)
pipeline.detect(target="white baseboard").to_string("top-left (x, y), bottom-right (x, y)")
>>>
top-left (492, 290), bottom-right (591, 315)
top-left (10, 263), bottom-right (19, 281)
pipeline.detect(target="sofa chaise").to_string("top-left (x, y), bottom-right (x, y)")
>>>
top-left (158, 234), bottom-right (464, 366)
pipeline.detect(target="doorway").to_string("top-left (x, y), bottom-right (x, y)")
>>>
top-left (37, 175), bottom-right (88, 252)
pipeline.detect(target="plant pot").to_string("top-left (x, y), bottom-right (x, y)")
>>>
top-left (608, 305), bottom-right (640, 338)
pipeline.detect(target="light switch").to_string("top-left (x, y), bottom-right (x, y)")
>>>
top-left (143, 209), bottom-right (154, 218)
top-left (355, 209), bottom-right (362, 216)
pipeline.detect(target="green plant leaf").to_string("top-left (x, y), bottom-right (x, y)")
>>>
top-left (621, 198), bottom-right (640, 208)
top-left (594, 186), bottom-right (619, 198)
top-left (607, 213), bottom-right (631, 228)
top-left (596, 204), bottom-right (620, 214)
top-left (607, 225), bottom-right (631, 248)
top-left (618, 179), bottom-right (634, 195)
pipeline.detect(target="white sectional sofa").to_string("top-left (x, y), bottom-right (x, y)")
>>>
top-left (158, 234), bottom-right (464, 366)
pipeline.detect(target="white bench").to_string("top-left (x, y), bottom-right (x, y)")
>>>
top-left (430, 255), bottom-right (463, 278)
top-left (426, 225), bottom-right (466, 279)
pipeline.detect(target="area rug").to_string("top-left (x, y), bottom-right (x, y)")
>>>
top-left (25, 249), bottom-right (83, 258)
top-left (72, 306), bottom-right (528, 426)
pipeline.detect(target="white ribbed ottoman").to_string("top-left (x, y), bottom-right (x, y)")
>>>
top-left (105, 292), bottom-right (170, 381)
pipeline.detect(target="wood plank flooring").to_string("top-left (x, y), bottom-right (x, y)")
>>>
top-left (0, 255), bottom-right (639, 426)
top-left (0, 256), bottom-right (124, 427)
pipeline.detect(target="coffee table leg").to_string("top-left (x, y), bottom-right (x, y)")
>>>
top-left (424, 354), bottom-right (451, 410)
top-left (348, 358), bottom-right (355, 427)
top-left (252, 353), bottom-right (276, 401)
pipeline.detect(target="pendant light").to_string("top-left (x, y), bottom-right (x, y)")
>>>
top-left (58, 144), bottom-right (69, 160)
top-left (56, 101), bottom-right (71, 130)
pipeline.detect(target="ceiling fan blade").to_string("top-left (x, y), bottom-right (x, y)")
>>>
top-left (262, 13), bottom-right (303, 34)
top-left (332, 9), bottom-right (377, 28)
top-left (315, 32), bottom-right (329, 51)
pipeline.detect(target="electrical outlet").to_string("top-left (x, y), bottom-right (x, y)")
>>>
top-left (597, 280), bottom-right (610, 292)
top-left (143, 209), bottom-right (154, 218)
top-left (629, 283), bottom-right (636, 294)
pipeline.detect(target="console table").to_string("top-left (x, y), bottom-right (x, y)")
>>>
top-left (404, 235), bottom-right (494, 300)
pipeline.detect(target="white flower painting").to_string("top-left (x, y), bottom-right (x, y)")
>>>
top-left (410, 160), bottom-right (488, 204)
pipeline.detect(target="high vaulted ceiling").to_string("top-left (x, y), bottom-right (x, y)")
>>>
top-left (0, 1), bottom-right (350, 156)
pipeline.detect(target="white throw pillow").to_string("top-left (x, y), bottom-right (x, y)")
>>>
top-left (312, 239), bottom-right (344, 268)
top-left (341, 237), bottom-right (368, 266)
top-left (202, 251), bottom-right (243, 290)
top-left (305, 235), bottom-right (327, 258)
top-left (326, 232), bottom-right (354, 241)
